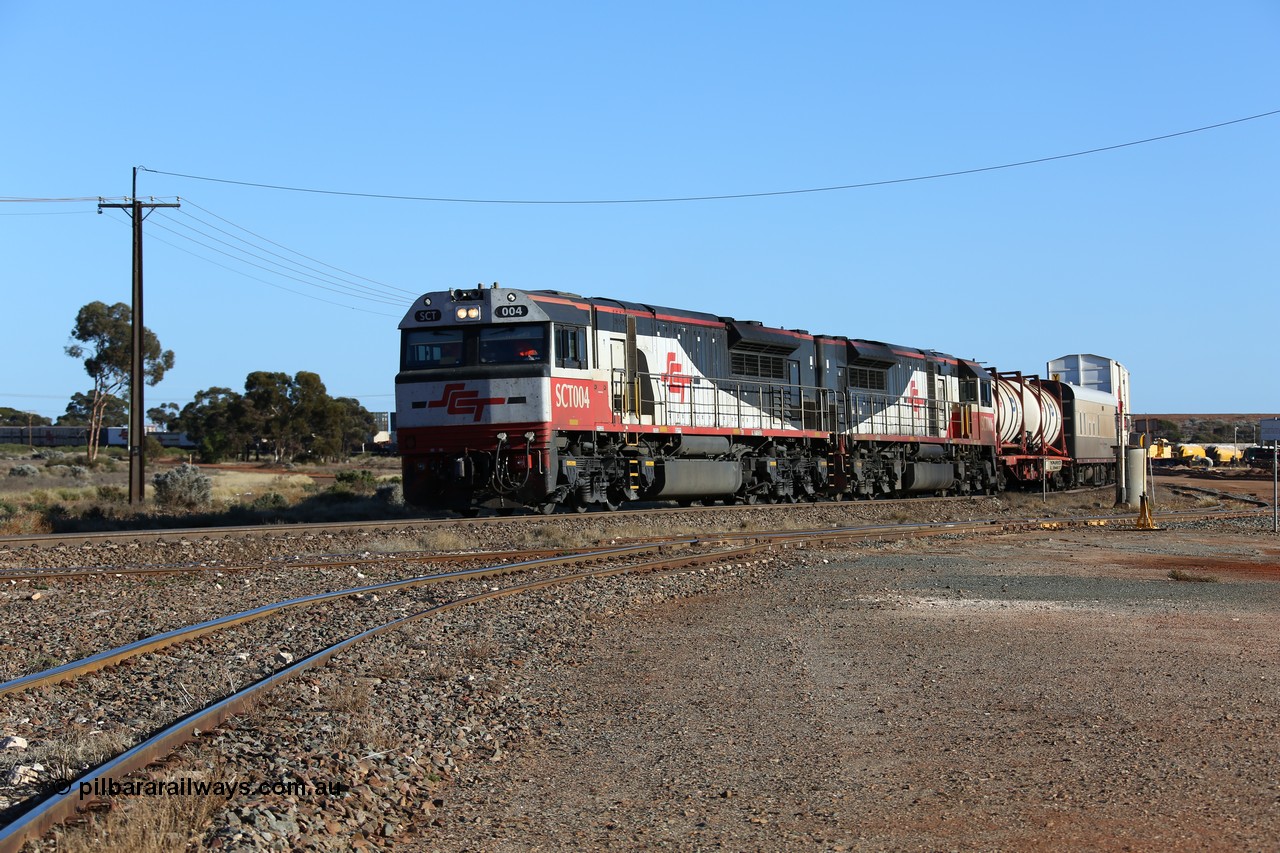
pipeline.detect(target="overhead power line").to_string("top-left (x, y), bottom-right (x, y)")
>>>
top-left (150, 210), bottom-right (405, 306)
top-left (0, 196), bottom-right (130, 203)
top-left (134, 222), bottom-right (401, 318)
top-left (139, 109), bottom-right (1280, 205)
top-left (180, 199), bottom-right (414, 296)
top-left (99, 195), bottom-right (410, 315)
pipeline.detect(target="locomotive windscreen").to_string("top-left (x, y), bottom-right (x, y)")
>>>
top-left (402, 323), bottom-right (549, 370)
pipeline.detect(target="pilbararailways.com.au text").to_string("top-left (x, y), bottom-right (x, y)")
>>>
top-left (64, 777), bottom-right (349, 801)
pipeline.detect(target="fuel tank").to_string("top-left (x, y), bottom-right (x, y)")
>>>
top-left (647, 459), bottom-right (743, 499)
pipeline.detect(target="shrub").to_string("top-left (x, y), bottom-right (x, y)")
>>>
top-left (8, 464), bottom-right (39, 478)
top-left (70, 465), bottom-right (89, 479)
top-left (152, 463), bottom-right (213, 509)
top-left (335, 469), bottom-right (378, 494)
top-left (251, 491), bottom-right (289, 511)
top-left (377, 482), bottom-right (405, 507)
top-left (96, 485), bottom-right (127, 503)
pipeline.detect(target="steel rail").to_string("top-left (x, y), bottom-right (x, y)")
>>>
top-left (0, 489), bottom-right (1259, 845)
top-left (0, 545), bottom-right (625, 583)
top-left (0, 503), bottom-right (1265, 848)
top-left (2, 503), bottom-right (1264, 694)
top-left (0, 490), bottom-right (1054, 551)
top-left (0, 494), bottom-right (1259, 581)
top-left (0, 542), bottom-right (675, 698)
top-left (0, 541), bottom-right (763, 853)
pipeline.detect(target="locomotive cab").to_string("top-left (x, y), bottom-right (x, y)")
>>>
top-left (396, 285), bottom-right (570, 511)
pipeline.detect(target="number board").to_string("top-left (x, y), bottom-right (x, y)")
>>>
top-left (1261, 418), bottom-right (1280, 442)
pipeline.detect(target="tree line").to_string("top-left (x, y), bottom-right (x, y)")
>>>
top-left (2, 301), bottom-right (377, 463)
top-left (171, 372), bottom-right (375, 463)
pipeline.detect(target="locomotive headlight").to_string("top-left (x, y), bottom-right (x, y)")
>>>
top-left (467, 307), bottom-right (480, 319)
top-left (454, 306), bottom-right (482, 320)
top-left (455, 307), bottom-right (467, 320)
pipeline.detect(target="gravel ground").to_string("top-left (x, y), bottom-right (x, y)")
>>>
top-left (4, 495), bottom-right (1276, 850)
top-left (425, 517), bottom-right (1280, 852)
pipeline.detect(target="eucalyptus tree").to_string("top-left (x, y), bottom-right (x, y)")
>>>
top-left (64, 301), bottom-right (174, 460)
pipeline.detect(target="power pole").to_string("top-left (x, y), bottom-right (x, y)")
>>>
top-left (98, 168), bottom-right (179, 504)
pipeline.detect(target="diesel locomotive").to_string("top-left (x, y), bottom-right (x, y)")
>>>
top-left (395, 284), bottom-right (1129, 513)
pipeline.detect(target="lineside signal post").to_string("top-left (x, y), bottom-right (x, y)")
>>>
top-left (1261, 418), bottom-right (1280, 534)
top-left (98, 168), bottom-right (179, 504)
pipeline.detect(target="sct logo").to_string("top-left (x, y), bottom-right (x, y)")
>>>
top-left (664, 352), bottom-right (690, 401)
top-left (428, 383), bottom-right (506, 423)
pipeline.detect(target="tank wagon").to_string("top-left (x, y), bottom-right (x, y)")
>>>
top-left (396, 284), bottom-right (1128, 513)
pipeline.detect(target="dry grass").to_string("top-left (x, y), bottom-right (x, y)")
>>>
top-left (4, 726), bottom-right (132, 793)
top-left (50, 769), bottom-right (224, 853)
top-left (206, 470), bottom-right (316, 503)
top-left (411, 528), bottom-right (474, 552)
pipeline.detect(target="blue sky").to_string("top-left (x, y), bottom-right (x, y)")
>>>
top-left (3, 2), bottom-right (1277, 421)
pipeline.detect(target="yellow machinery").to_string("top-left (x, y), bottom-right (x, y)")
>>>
top-left (1174, 443), bottom-right (1206, 462)
top-left (1206, 445), bottom-right (1243, 466)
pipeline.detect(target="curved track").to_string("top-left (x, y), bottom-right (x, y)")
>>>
top-left (0, 488), bottom-right (1135, 552)
top-left (0, 493), bottom-right (1267, 851)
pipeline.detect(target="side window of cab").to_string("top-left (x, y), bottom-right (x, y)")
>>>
top-left (556, 325), bottom-right (588, 369)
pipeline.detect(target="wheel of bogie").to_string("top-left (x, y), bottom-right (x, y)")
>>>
top-left (603, 487), bottom-right (625, 512)
top-left (677, 499), bottom-right (693, 508)
top-left (740, 493), bottom-right (758, 506)
top-left (537, 501), bottom-right (558, 515)
top-left (699, 498), bottom-right (717, 506)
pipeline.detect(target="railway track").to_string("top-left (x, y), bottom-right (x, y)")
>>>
top-left (0, 482), bottom-right (1262, 554)
top-left (0, 489), bottom-right (1111, 552)
top-left (0, 495), bottom-right (1266, 850)
top-left (0, 534), bottom-right (780, 851)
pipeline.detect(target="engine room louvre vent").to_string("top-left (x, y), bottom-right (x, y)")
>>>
top-left (849, 367), bottom-right (887, 391)
top-left (731, 350), bottom-right (787, 380)
top-left (724, 319), bottom-right (800, 354)
top-left (848, 340), bottom-right (898, 370)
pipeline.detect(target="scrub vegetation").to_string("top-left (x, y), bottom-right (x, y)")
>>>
top-left (0, 446), bottom-right (404, 535)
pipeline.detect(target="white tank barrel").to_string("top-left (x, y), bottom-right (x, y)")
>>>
top-left (994, 378), bottom-right (1063, 448)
